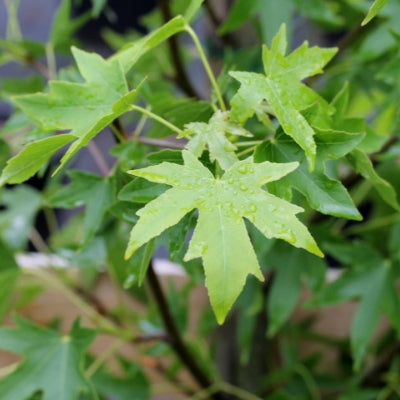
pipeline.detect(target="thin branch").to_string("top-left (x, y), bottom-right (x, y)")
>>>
top-left (130, 104), bottom-right (184, 135)
top-left (88, 141), bottom-right (111, 176)
top-left (157, 0), bottom-right (200, 99)
top-left (29, 227), bottom-right (50, 254)
top-left (185, 24), bottom-right (227, 111)
top-left (147, 263), bottom-right (228, 400)
top-left (132, 135), bottom-right (185, 150)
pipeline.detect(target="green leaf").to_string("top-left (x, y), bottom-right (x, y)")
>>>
top-left (0, 134), bottom-right (75, 185)
top-left (182, 110), bottom-right (252, 170)
top-left (92, 359), bottom-right (150, 400)
top-left (118, 178), bottom-right (168, 203)
top-left (267, 242), bottom-right (325, 336)
top-left (259, 0), bottom-right (294, 46)
top-left (90, 0), bottom-right (106, 17)
top-left (292, 0), bottom-right (344, 28)
top-left (184, 0), bottom-right (205, 22)
top-left (347, 149), bottom-right (399, 210)
top-left (0, 318), bottom-right (96, 400)
top-left (124, 239), bottom-right (155, 288)
top-left (49, 0), bottom-right (91, 50)
top-left (230, 25), bottom-right (337, 170)
top-left (125, 150), bottom-right (322, 323)
top-left (351, 264), bottom-right (388, 370)
top-left (219, 0), bottom-right (262, 34)
top-left (112, 16), bottom-right (186, 74)
top-left (362, 0), bottom-right (390, 25)
top-left (255, 132), bottom-right (362, 220)
top-left (48, 171), bottom-right (115, 243)
top-left (13, 47), bottom-right (140, 173)
top-left (0, 240), bottom-right (19, 320)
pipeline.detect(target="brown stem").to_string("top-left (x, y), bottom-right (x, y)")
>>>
top-left (25, 55), bottom-right (50, 79)
top-left (157, 0), bottom-right (201, 98)
top-left (132, 135), bottom-right (185, 149)
top-left (147, 263), bottom-right (228, 400)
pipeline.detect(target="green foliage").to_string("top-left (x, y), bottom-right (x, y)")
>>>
top-left (362, 0), bottom-right (390, 25)
top-left (126, 150), bottom-right (321, 322)
top-left (1, 1), bottom-right (400, 399)
top-left (0, 318), bottom-right (96, 400)
top-left (230, 24), bottom-right (337, 170)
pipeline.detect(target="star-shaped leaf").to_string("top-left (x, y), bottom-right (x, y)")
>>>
top-left (229, 24), bottom-right (337, 170)
top-left (181, 110), bottom-right (252, 170)
top-left (125, 150), bottom-right (322, 323)
top-left (13, 47), bottom-right (140, 173)
top-left (0, 318), bottom-right (96, 400)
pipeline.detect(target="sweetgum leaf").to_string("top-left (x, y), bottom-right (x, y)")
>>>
top-left (0, 318), bottom-right (96, 400)
top-left (125, 150), bottom-right (322, 323)
top-left (182, 110), bottom-right (252, 170)
top-left (13, 47), bottom-right (140, 173)
top-left (230, 24), bottom-right (337, 170)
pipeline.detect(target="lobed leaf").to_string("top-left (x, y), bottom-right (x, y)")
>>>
top-left (0, 318), bottom-right (96, 400)
top-left (230, 25), bottom-right (337, 170)
top-left (13, 47), bottom-right (140, 174)
top-left (182, 110), bottom-right (252, 170)
top-left (125, 150), bottom-right (322, 323)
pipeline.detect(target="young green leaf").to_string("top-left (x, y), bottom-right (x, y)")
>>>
top-left (362, 0), bottom-right (390, 25)
top-left (111, 16), bottom-right (186, 74)
top-left (181, 110), bottom-right (252, 170)
top-left (230, 25), bottom-right (337, 170)
top-left (0, 318), bottom-right (96, 400)
top-left (13, 47), bottom-right (140, 173)
top-left (0, 134), bottom-right (75, 185)
top-left (125, 150), bottom-right (322, 323)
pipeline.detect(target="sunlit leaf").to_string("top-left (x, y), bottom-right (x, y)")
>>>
top-left (125, 150), bottom-right (322, 323)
